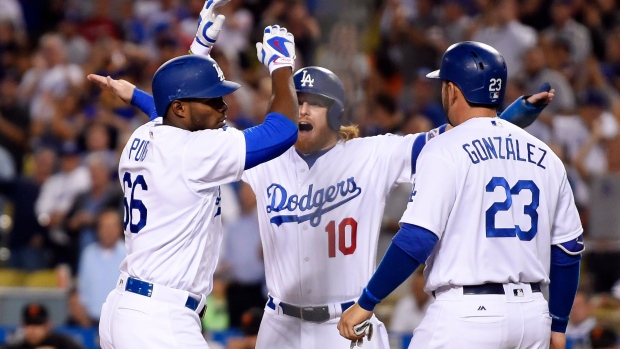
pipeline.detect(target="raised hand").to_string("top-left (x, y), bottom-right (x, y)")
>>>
top-left (256, 25), bottom-right (296, 74)
top-left (87, 74), bottom-right (136, 103)
top-left (527, 82), bottom-right (555, 107)
top-left (190, 0), bottom-right (230, 56)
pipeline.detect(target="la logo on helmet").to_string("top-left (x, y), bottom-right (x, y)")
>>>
top-left (213, 63), bottom-right (225, 81)
top-left (301, 70), bottom-right (314, 87)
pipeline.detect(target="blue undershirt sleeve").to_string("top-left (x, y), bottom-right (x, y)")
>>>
top-left (498, 96), bottom-right (545, 129)
top-left (548, 245), bottom-right (582, 333)
top-left (410, 134), bottom-right (427, 175)
top-left (130, 88), bottom-right (158, 120)
top-left (242, 112), bottom-right (298, 170)
top-left (358, 224), bottom-right (438, 311)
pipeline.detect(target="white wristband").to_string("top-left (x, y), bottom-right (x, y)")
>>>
top-left (268, 57), bottom-right (295, 74)
top-left (190, 40), bottom-right (213, 57)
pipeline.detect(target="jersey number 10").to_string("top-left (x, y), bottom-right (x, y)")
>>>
top-left (325, 218), bottom-right (357, 258)
top-left (485, 177), bottom-right (539, 241)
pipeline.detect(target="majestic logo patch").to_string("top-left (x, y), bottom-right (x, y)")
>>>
top-left (266, 177), bottom-right (362, 227)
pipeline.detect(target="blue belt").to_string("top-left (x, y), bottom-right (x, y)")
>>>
top-left (433, 282), bottom-right (542, 297)
top-left (267, 295), bottom-right (354, 323)
top-left (125, 277), bottom-right (206, 318)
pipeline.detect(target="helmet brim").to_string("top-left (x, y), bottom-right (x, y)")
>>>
top-left (194, 80), bottom-right (241, 98)
top-left (426, 70), bottom-right (441, 79)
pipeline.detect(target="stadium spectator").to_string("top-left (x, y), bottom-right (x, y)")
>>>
top-left (542, 0), bottom-right (592, 66)
top-left (590, 326), bottom-right (620, 349)
top-left (222, 183), bottom-right (266, 328)
top-left (0, 148), bottom-right (56, 271)
top-left (0, 71), bottom-right (29, 174)
top-left (18, 34), bottom-right (85, 143)
top-left (76, 209), bottom-right (125, 326)
top-left (471, 0), bottom-right (537, 79)
top-left (4, 303), bottom-right (83, 349)
top-left (566, 291), bottom-right (598, 349)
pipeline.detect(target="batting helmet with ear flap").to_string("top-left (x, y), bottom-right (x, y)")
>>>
top-left (294, 66), bottom-right (346, 131)
top-left (426, 41), bottom-right (507, 106)
top-left (152, 55), bottom-right (241, 117)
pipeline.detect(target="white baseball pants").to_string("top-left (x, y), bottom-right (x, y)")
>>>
top-left (99, 274), bottom-right (208, 349)
top-left (256, 299), bottom-right (390, 349)
top-left (410, 283), bottom-right (551, 349)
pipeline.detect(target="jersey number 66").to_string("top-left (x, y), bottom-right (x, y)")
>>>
top-left (123, 172), bottom-right (149, 234)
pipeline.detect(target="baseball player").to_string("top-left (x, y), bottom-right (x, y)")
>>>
top-left (96, 2), bottom-right (300, 347)
top-left (93, 15), bottom-right (554, 348)
top-left (338, 42), bottom-right (583, 349)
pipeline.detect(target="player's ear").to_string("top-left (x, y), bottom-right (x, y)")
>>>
top-left (169, 100), bottom-right (188, 119)
top-left (447, 82), bottom-right (458, 106)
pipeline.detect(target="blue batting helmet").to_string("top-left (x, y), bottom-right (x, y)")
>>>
top-left (152, 55), bottom-right (241, 117)
top-left (426, 41), bottom-right (507, 106)
top-left (294, 67), bottom-right (345, 130)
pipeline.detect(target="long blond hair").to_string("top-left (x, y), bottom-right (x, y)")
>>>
top-left (337, 124), bottom-right (360, 141)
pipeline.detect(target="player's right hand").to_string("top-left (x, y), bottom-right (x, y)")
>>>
top-left (87, 74), bottom-right (135, 103)
top-left (190, 0), bottom-right (230, 56)
top-left (256, 25), bottom-right (295, 74)
top-left (527, 82), bottom-right (555, 107)
top-left (337, 303), bottom-right (373, 341)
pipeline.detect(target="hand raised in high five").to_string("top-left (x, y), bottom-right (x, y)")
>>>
top-left (256, 25), bottom-right (296, 74)
top-left (190, 0), bottom-right (230, 56)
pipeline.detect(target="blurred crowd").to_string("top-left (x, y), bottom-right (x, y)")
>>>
top-left (0, 0), bottom-right (619, 348)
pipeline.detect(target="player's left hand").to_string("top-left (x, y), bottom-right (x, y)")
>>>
top-left (526, 82), bottom-right (555, 107)
top-left (190, 0), bottom-right (230, 56)
top-left (87, 74), bottom-right (136, 103)
top-left (550, 331), bottom-right (566, 349)
top-left (337, 303), bottom-right (373, 342)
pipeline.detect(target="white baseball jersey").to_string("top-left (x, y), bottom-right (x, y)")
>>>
top-left (118, 118), bottom-right (246, 296)
top-left (400, 118), bottom-right (583, 292)
top-left (242, 133), bottom-right (420, 306)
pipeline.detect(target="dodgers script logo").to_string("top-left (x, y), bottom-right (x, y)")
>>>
top-left (266, 177), bottom-right (362, 227)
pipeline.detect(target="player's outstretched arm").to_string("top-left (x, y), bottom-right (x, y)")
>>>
top-left (87, 74), bottom-right (158, 120)
top-left (87, 74), bottom-right (134, 103)
top-left (499, 82), bottom-right (555, 128)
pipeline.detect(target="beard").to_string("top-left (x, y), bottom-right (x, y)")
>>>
top-left (294, 129), bottom-right (338, 154)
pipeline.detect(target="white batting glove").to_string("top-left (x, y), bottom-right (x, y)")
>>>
top-left (189, 0), bottom-right (230, 56)
top-left (256, 25), bottom-right (295, 74)
top-left (350, 319), bottom-right (373, 348)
